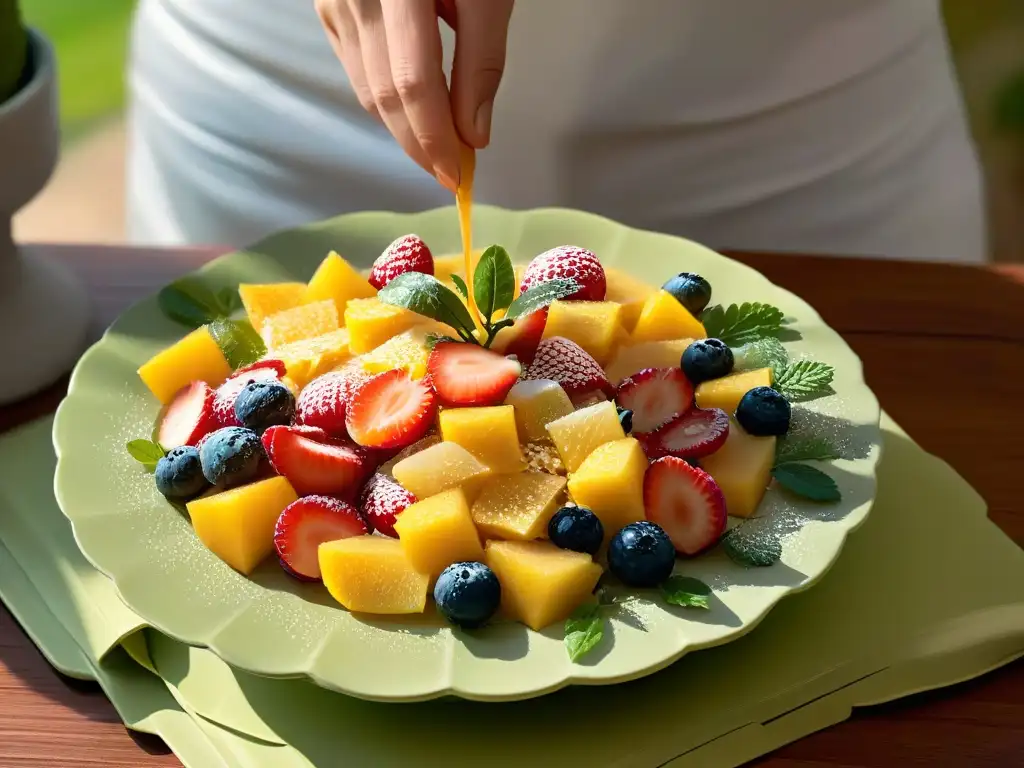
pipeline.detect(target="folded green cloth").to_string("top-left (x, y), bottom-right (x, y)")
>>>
top-left (1, 414), bottom-right (1023, 768)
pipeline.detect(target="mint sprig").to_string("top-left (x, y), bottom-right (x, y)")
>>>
top-left (775, 436), bottom-right (840, 464)
top-left (701, 302), bottom-right (784, 346)
top-left (126, 439), bottom-right (166, 473)
top-left (772, 462), bottom-right (841, 502)
top-left (722, 527), bottom-right (783, 567)
top-left (449, 274), bottom-right (469, 300)
top-left (564, 603), bottom-right (605, 662)
top-left (505, 278), bottom-right (579, 321)
top-left (209, 318), bottom-right (267, 370)
top-left (732, 337), bottom-right (789, 375)
top-left (661, 576), bottom-right (712, 609)
top-left (377, 272), bottom-right (478, 342)
top-left (774, 360), bottom-right (835, 401)
top-left (473, 245), bottom-right (517, 323)
top-left (158, 278), bottom-right (240, 329)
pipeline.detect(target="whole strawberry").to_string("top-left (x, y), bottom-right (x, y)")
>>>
top-left (359, 472), bottom-right (416, 538)
top-left (295, 369), bottom-right (369, 437)
top-left (518, 245), bottom-right (606, 301)
top-left (369, 234), bottom-right (434, 290)
top-left (525, 336), bottom-right (614, 406)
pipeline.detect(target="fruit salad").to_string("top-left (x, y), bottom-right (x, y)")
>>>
top-left (127, 233), bottom-right (841, 662)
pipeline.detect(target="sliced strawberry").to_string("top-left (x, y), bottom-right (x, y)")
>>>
top-left (261, 425), bottom-right (370, 498)
top-left (518, 245), bottom-right (606, 301)
top-left (426, 342), bottom-right (522, 406)
top-left (525, 336), bottom-right (614, 405)
top-left (644, 456), bottom-right (728, 556)
top-left (212, 360), bottom-right (286, 428)
top-left (500, 308), bottom-right (548, 365)
top-left (158, 381), bottom-right (219, 448)
top-left (644, 408), bottom-right (730, 460)
top-left (295, 369), bottom-right (369, 437)
top-left (369, 234), bottom-right (434, 290)
top-left (274, 495), bottom-right (368, 581)
top-left (359, 473), bottom-right (416, 538)
top-left (616, 367), bottom-right (694, 434)
top-left (345, 369), bottom-right (437, 449)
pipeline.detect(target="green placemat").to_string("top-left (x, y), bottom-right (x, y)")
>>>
top-left (1, 414), bottom-right (1022, 767)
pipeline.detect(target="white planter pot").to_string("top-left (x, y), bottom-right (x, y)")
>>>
top-left (0, 28), bottom-right (89, 405)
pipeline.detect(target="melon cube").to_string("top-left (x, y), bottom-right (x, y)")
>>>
top-left (238, 282), bottom-right (306, 332)
top-left (695, 368), bottom-right (773, 414)
top-left (484, 540), bottom-right (603, 631)
top-left (272, 328), bottom-right (352, 389)
top-left (604, 267), bottom-right (656, 332)
top-left (319, 536), bottom-right (429, 614)
top-left (344, 297), bottom-right (423, 354)
top-left (186, 476), bottom-right (298, 575)
top-left (542, 300), bottom-right (624, 364)
top-left (138, 326), bottom-right (232, 404)
top-left (391, 440), bottom-right (491, 500)
top-left (504, 379), bottom-right (574, 443)
top-left (438, 405), bottom-right (526, 475)
top-left (304, 251), bottom-right (377, 319)
top-left (566, 438), bottom-right (647, 535)
top-left (699, 420), bottom-right (776, 518)
top-left (546, 400), bottom-right (626, 473)
top-left (261, 300), bottom-right (339, 348)
top-left (604, 339), bottom-right (695, 387)
top-left (471, 472), bottom-right (567, 540)
top-left (393, 488), bottom-right (484, 578)
top-left (630, 290), bottom-right (707, 344)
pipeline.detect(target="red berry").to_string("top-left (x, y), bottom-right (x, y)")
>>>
top-left (525, 336), bottom-right (614, 405)
top-left (369, 234), bottom-right (434, 290)
top-left (212, 359), bottom-right (286, 428)
top-left (644, 456), bottom-right (727, 556)
top-left (500, 308), bottom-right (548, 365)
top-left (359, 473), bottom-right (416, 538)
top-left (345, 369), bottom-right (437, 450)
top-left (644, 408), bottom-right (730, 460)
top-left (615, 367), bottom-right (695, 434)
top-left (295, 369), bottom-right (369, 437)
top-left (157, 381), bottom-right (219, 448)
top-left (518, 246), bottom-right (606, 301)
top-left (261, 425), bottom-right (370, 499)
top-left (274, 495), bottom-right (368, 581)
top-left (426, 342), bottom-right (522, 407)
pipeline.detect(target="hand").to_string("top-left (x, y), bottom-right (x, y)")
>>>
top-left (315, 0), bottom-right (515, 191)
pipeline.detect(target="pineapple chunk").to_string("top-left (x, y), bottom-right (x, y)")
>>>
top-left (359, 324), bottom-right (441, 379)
top-left (272, 328), bottom-right (352, 389)
top-left (319, 536), bottom-right (429, 614)
top-left (393, 488), bottom-right (484, 578)
top-left (344, 297), bottom-right (423, 354)
top-left (522, 441), bottom-right (566, 475)
top-left (261, 300), bottom-right (339, 348)
top-left (567, 438), bottom-right (648, 535)
top-left (630, 290), bottom-right (707, 343)
top-left (239, 282), bottom-right (306, 332)
top-left (391, 441), bottom-right (491, 500)
top-left (542, 300), bottom-right (624, 365)
top-left (438, 405), bottom-right (526, 475)
top-left (695, 368), bottom-right (773, 414)
top-left (138, 326), bottom-right (232, 404)
top-left (471, 472), bottom-right (567, 540)
top-left (304, 251), bottom-right (376, 319)
top-left (546, 400), bottom-right (626, 473)
top-left (485, 540), bottom-right (602, 631)
top-left (187, 476), bottom-right (298, 575)
top-left (604, 267), bottom-right (656, 332)
top-left (604, 339), bottom-right (695, 387)
top-left (700, 420), bottom-right (776, 518)
top-left (504, 379), bottom-right (574, 443)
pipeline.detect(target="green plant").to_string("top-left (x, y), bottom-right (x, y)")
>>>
top-left (0, 0), bottom-right (28, 103)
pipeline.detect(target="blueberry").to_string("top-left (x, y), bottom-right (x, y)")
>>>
top-left (662, 272), bottom-right (712, 316)
top-left (433, 562), bottom-right (501, 629)
top-left (681, 338), bottom-right (734, 384)
top-left (736, 386), bottom-right (791, 436)
top-left (616, 407), bottom-right (634, 434)
top-left (234, 380), bottom-right (295, 434)
top-left (548, 505), bottom-right (605, 555)
top-left (154, 446), bottom-right (209, 500)
top-left (608, 521), bottom-right (676, 587)
top-left (199, 427), bottom-right (263, 489)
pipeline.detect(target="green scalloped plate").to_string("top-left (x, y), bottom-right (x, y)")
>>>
top-left (54, 205), bottom-right (881, 702)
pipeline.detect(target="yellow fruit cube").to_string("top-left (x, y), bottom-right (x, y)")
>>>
top-left (272, 328), bottom-right (352, 389)
top-left (471, 472), bottom-right (567, 540)
top-left (604, 339), bottom-right (695, 387)
top-left (541, 300), bottom-right (624, 365)
top-left (344, 297), bottom-right (424, 354)
top-left (604, 267), bottom-right (656, 332)
top-left (304, 251), bottom-right (376, 319)
top-left (504, 379), bottom-right (574, 443)
top-left (438, 405), bottom-right (526, 475)
top-left (695, 368), bottom-right (773, 414)
top-left (238, 282), bottom-right (306, 332)
top-left (700, 421), bottom-right (776, 518)
top-left (187, 476), bottom-right (298, 575)
top-left (359, 324), bottom-right (441, 379)
top-left (485, 540), bottom-right (602, 631)
top-left (261, 300), bottom-right (339, 349)
top-left (319, 536), bottom-right (429, 614)
top-left (546, 400), bottom-right (626, 473)
top-left (393, 488), bottom-right (484, 578)
top-left (630, 290), bottom-right (707, 344)
top-left (567, 438), bottom-right (647, 535)
top-left (138, 326), bottom-right (232, 404)
top-left (391, 441), bottom-right (492, 500)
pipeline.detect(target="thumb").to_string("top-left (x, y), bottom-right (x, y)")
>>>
top-left (450, 0), bottom-right (515, 148)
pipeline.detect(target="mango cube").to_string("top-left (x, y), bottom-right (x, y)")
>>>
top-left (504, 379), bottom-right (574, 443)
top-left (546, 401), bottom-right (626, 473)
top-left (630, 290), bottom-right (707, 344)
top-left (359, 324), bottom-right (441, 379)
top-left (138, 326), bottom-right (232, 404)
top-left (272, 328), bottom-right (352, 388)
top-left (485, 540), bottom-right (603, 631)
top-left (187, 476), bottom-right (298, 575)
top-left (438, 405), bottom-right (526, 475)
top-left (393, 488), bottom-right (484, 578)
top-left (604, 267), bottom-right (656, 332)
top-left (238, 282), bottom-right (306, 332)
top-left (542, 300), bottom-right (624, 364)
top-left (604, 339), bottom-right (695, 387)
top-left (319, 536), bottom-right (429, 614)
top-left (567, 438), bottom-right (648, 535)
top-left (261, 300), bottom-right (339, 349)
top-left (344, 297), bottom-right (423, 354)
top-left (695, 368), bottom-right (773, 414)
top-left (303, 251), bottom-right (376, 319)
top-left (391, 441), bottom-right (491, 500)
top-left (699, 421), bottom-right (776, 518)
top-left (471, 472), bottom-right (567, 540)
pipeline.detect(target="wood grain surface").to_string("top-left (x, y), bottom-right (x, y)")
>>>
top-left (1, 245), bottom-right (1022, 767)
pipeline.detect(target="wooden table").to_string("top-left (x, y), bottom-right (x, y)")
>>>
top-left (1, 244), bottom-right (1022, 767)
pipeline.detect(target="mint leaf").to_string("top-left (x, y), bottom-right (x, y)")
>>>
top-left (722, 528), bottom-right (783, 567)
top-left (732, 337), bottom-right (789, 374)
top-left (216, 287), bottom-right (242, 315)
top-left (772, 462), bottom-right (841, 502)
top-left (701, 302), bottom-right (784, 346)
top-left (377, 272), bottom-right (478, 340)
top-left (506, 278), bottom-right (580, 320)
top-left (473, 245), bottom-right (516, 322)
top-left (158, 281), bottom-right (219, 328)
top-left (450, 274), bottom-right (469, 300)
top-left (775, 436), bottom-right (840, 465)
top-left (424, 332), bottom-right (460, 351)
top-left (564, 603), bottom-right (604, 662)
top-left (126, 439), bottom-right (165, 473)
top-left (209, 318), bottom-right (267, 370)
top-left (774, 361), bottom-right (834, 401)
top-left (661, 576), bottom-right (712, 609)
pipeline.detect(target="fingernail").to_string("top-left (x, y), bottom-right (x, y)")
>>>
top-left (474, 101), bottom-right (493, 145)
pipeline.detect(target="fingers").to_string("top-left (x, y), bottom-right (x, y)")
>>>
top-left (450, 0), bottom-right (514, 148)
top-left (315, 0), bottom-right (377, 118)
